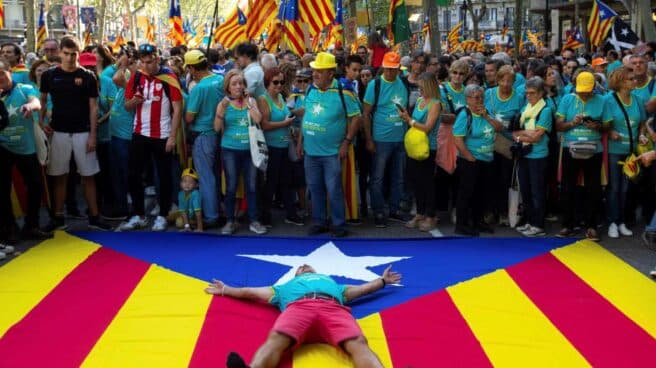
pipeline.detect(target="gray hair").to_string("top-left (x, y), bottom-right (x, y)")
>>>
top-left (525, 76), bottom-right (545, 94)
top-left (491, 52), bottom-right (511, 66)
top-left (464, 84), bottom-right (484, 97)
top-left (260, 53), bottom-right (278, 71)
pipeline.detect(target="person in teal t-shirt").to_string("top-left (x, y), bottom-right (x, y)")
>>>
top-left (0, 63), bottom-right (52, 241)
top-left (300, 52), bottom-right (360, 237)
top-left (175, 168), bottom-right (203, 232)
top-left (184, 50), bottom-right (224, 226)
top-left (204, 264), bottom-right (402, 367)
top-left (453, 84), bottom-right (503, 237)
top-left (555, 71), bottom-right (611, 241)
top-left (512, 77), bottom-right (553, 236)
top-left (605, 66), bottom-right (647, 239)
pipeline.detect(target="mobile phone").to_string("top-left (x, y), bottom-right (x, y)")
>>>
top-left (288, 113), bottom-right (296, 119)
top-left (395, 103), bottom-right (405, 112)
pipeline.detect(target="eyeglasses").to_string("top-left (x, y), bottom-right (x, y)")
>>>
top-left (451, 71), bottom-right (466, 76)
top-left (138, 44), bottom-right (156, 55)
top-left (271, 80), bottom-right (283, 86)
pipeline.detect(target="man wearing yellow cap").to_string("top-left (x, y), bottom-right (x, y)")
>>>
top-left (297, 52), bottom-right (361, 237)
top-left (184, 49), bottom-right (224, 228)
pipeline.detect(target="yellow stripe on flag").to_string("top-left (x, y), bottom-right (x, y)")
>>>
top-left (293, 313), bottom-right (393, 367)
top-left (448, 270), bottom-right (590, 367)
top-left (82, 265), bottom-right (211, 367)
top-left (552, 240), bottom-right (656, 339)
top-left (0, 231), bottom-right (99, 336)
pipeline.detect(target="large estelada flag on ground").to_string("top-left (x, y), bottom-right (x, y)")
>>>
top-left (1, 232), bottom-right (655, 366)
top-left (587, 0), bottom-right (617, 48)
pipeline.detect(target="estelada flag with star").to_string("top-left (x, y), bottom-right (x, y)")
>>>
top-left (1, 231), bottom-right (655, 366)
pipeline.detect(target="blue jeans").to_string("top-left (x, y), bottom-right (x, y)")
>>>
top-left (607, 153), bottom-right (630, 224)
top-left (304, 154), bottom-right (345, 227)
top-left (110, 136), bottom-right (130, 214)
top-left (193, 135), bottom-right (219, 222)
top-left (517, 157), bottom-right (548, 228)
top-left (370, 141), bottom-right (405, 215)
top-left (222, 148), bottom-right (257, 222)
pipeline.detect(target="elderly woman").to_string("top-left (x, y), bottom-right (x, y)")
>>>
top-left (555, 71), bottom-right (612, 241)
top-left (484, 65), bottom-right (524, 226)
top-left (452, 85), bottom-right (503, 236)
top-left (215, 69), bottom-right (267, 235)
top-left (440, 59), bottom-right (469, 124)
top-left (512, 77), bottom-right (553, 237)
top-left (398, 72), bottom-right (442, 231)
top-left (257, 67), bottom-right (302, 227)
top-left (605, 66), bottom-right (646, 238)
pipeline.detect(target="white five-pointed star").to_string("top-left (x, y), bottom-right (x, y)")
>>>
top-left (453, 101), bottom-right (464, 110)
top-left (494, 113), bottom-right (505, 122)
top-left (599, 10), bottom-right (606, 17)
top-left (237, 241), bottom-right (411, 285)
top-left (391, 95), bottom-right (403, 106)
top-left (621, 28), bottom-right (629, 36)
top-left (238, 117), bottom-right (248, 126)
top-left (7, 104), bottom-right (18, 117)
top-left (483, 126), bottom-right (493, 137)
top-left (311, 103), bottom-right (324, 115)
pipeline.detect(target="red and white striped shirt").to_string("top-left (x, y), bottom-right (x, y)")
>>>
top-left (125, 72), bottom-right (182, 139)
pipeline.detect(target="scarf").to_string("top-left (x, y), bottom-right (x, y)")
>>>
top-left (520, 98), bottom-right (546, 130)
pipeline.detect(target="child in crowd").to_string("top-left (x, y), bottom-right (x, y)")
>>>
top-left (176, 168), bottom-right (203, 232)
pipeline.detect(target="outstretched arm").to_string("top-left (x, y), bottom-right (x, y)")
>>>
top-left (343, 266), bottom-right (402, 303)
top-left (205, 279), bottom-right (274, 303)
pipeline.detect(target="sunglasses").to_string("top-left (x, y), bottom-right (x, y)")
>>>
top-left (138, 44), bottom-right (156, 54)
top-left (451, 71), bottom-right (466, 76)
top-left (271, 80), bottom-right (283, 86)
top-left (295, 79), bottom-right (309, 83)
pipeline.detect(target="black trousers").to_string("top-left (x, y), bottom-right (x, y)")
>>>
top-left (128, 134), bottom-right (173, 217)
top-left (561, 151), bottom-right (602, 229)
top-left (0, 147), bottom-right (43, 229)
top-left (354, 138), bottom-right (371, 213)
top-left (456, 157), bottom-right (493, 228)
top-left (407, 151), bottom-right (437, 217)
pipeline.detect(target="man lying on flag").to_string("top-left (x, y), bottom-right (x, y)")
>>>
top-left (205, 264), bottom-right (402, 368)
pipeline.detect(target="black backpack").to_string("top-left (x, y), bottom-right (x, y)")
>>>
top-left (370, 75), bottom-right (411, 117)
top-left (306, 80), bottom-right (351, 120)
top-left (0, 98), bottom-right (9, 131)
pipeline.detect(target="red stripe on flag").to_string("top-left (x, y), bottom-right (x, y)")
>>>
top-left (189, 297), bottom-right (281, 367)
top-left (507, 253), bottom-right (656, 367)
top-left (380, 290), bottom-right (492, 367)
top-left (0, 247), bottom-right (149, 367)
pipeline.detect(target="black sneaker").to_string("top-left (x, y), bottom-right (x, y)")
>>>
top-left (284, 215), bottom-right (305, 226)
top-left (66, 208), bottom-right (86, 220)
top-left (226, 352), bottom-right (248, 368)
top-left (476, 222), bottom-right (495, 234)
top-left (332, 227), bottom-right (348, 238)
top-left (374, 214), bottom-right (387, 228)
top-left (89, 216), bottom-right (113, 231)
top-left (308, 224), bottom-right (329, 235)
top-left (346, 219), bottom-right (362, 226)
top-left (388, 212), bottom-right (408, 223)
top-left (6, 224), bottom-right (20, 244)
top-left (21, 226), bottom-right (54, 240)
top-left (101, 210), bottom-right (128, 221)
top-left (642, 231), bottom-right (656, 251)
top-left (44, 216), bottom-right (68, 232)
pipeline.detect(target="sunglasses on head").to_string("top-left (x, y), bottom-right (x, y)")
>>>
top-left (138, 44), bottom-right (156, 55)
top-left (296, 78), bottom-right (309, 83)
top-left (271, 80), bottom-right (283, 86)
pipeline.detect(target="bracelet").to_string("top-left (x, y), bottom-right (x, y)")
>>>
top-left (380, 278), bottom-right (386, 287)
top-left (343, 137), bottom-right (352, 143)
top-left (409, 119), bottom-right (415, 127)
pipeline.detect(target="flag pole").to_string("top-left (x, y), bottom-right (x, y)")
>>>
top-left (207, 0), bottom-right (219, 55)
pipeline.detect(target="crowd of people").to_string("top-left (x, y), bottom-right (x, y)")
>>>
top-left (1, 33), bottom-right (656, 277)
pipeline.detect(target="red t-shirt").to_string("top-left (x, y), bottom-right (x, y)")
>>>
top-left (370, 45), bottom-right (388, 68)
top-left (125, 71), bottom-right (182, 139)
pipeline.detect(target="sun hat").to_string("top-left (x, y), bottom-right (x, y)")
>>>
top-left (309, 52), bottom-right (337, 69)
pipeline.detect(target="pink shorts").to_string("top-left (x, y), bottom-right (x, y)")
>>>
top-left (272, 299), bottom-right (363, 347)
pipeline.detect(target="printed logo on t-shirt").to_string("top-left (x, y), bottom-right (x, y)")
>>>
top-left (74, 77), bottom-right (83, 86)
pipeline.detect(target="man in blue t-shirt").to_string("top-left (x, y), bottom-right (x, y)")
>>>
top-left (362, 51), bottom-right (409, 228)
top-left (298, 52), bottom-right (361, 237)
top-left (184, 49), bottom-right (224, 227)
top-left (205, 264), bottom-right (401, 368)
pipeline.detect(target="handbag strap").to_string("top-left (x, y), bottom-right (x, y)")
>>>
top-left (612, 92), bottom-right (634, 154)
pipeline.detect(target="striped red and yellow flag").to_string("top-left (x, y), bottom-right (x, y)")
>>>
top-left (214, 6), bottom-right (248, 49)
top-left (36, 3), bottom-right (47, 51)
top-left (264, 18), bottom-right (282, 51)
top-left (246, 0), bottom-right (277, 40)
top-left (447, 22), bottom-right (462, 51)
top-left (145, 18), bottom-right (155, 44)
top-left (0, 0), bottom-right (4, 29)
top-left (168, 0), bottom-right (185, 46)
top-left (587, 0), bottom-right (617, 48)
top-left (342, 144), bottom-right (358, 221)
top-left (298, 0), bottom-right (335, 36)
top-left (279, 0), bottom-right (306, 56)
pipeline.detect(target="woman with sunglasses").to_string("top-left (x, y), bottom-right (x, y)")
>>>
top-left (286, 69), bottom-right (312, 218)
top-left (440, 60), bottom-right (468, 125)
top-left (215, 70), bottom-right (266, 235)
top-left (257, 67), bottom-right (304, 228)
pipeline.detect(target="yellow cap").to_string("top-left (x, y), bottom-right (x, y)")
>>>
top-left (181, 168), bottom-right (199, 180)
top-left (309, 52), bottom-right (337, 69)
top-left (575, 71), bottom-right (595, 93)
top-left (183, 50), bottom-right (207, 68)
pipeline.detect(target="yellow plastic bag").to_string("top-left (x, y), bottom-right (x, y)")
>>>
top-left (404, 127), bottom-right (429, 160)
top-left (617, 154), bottom-right (641, 181)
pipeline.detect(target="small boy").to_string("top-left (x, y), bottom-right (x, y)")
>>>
top-left (177, 168), bottom-right (203, 232)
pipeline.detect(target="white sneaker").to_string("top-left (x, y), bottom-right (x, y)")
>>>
top-left (523, 226), bottom-right (546, 237)
top-left (608, 222), bottom-right (619, 239)
top-left (145, 186), bottom-right (157, 196)
top-left (0, 251), bottom-right (6, 260)
top-left (451, 209), bottom-right (457, 224)
top-left (249, 221), bottom-right (267, 235)
top-left (517, 223), bottom-right (531, 232)
top-left (0, 243), bottom-right (15, 253)
top-left (118, 216), bottom-right (148, 231)
top-left (152, 216), bottom-right (168, 231)
top-left (149, 204), bottom-right (160, 217)
top-left (618, 223), bottom-right (633, 237)
top-left (221, 221), bottom-right (236, 235)
top-left (650, 267), bottom-right (656, 278)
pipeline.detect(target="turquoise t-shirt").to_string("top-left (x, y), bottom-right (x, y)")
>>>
top-left (519, 103), bottom-right (552, 159)
top-left (98, 75), bottom-right (116, 143)
top-left (634, 77), bottom-right (653, 105)
top-left (187, 74), bottom-right (224, 136)
top-left (607, 60), bottom-right (622, 76)
top-left (110, 87), bottom-right (135, 140)
top-left (452, 109), bottom-right (495, 162)
top-left (605, 92), bottom-right (646, 155)
top-left (514, 72), bottom-right (526, 89)
top-left (262, 93), bottom-right (290, 148)
top-left (270, 273), bottom-right (347, 311)
top-left (11, 70), bottom-right (29, 85)
top-left (0, 83), bottom-right (39, 155)
top-left (484, 87), bottom-right (524, 133)
top-left (221, 102), bottom-right (250, 151)
top-left (302, 80), bottom-right (360, 156)
top-left (100, 64), bottom-right (117, 81)
top-left (363, 76), bottom-right (408, 142)
top-left (556, 93), bottom-right (611, 151)
top-left (440, 82), bottom-right (466, 114)
top-left (29, 81), bottom-right (52, 126)
top-left (411, 97), bottom-right (440, 150)
top-left (178, 189), bottom-right (201, 219)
